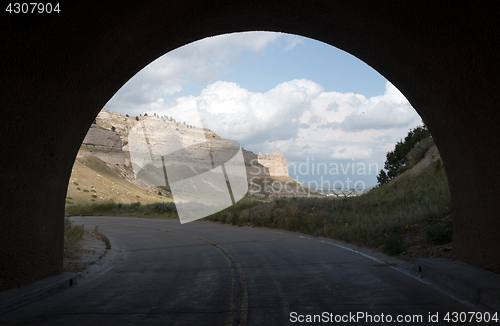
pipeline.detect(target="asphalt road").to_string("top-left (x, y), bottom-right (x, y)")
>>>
top-left (0, 216), bottom-right (494, 325)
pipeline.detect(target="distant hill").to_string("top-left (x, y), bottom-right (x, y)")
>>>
top-left (66, 109), bottom-right (313, 207)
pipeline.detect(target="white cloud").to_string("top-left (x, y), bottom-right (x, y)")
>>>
top-left (101, 31), bottom-right (423, 186)
top-left (104, 32), bottom-right (281, 114)
top-left (339, 82), bottom-right (418, 131)
top-left (157, 79), bottom-right (322, 145)
top-left (149, 80), bottom-right (421, 168)
top-left (284, 36), bottom-right (305, 51)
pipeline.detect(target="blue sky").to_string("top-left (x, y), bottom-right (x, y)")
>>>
top-left (174, 35), bottom-right (387, 100)
top-left (105, 32), bottom-right (422, 188)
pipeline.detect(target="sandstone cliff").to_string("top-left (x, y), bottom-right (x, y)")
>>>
top-left (258, 152), bottom-right (289, 178)
top-left (67, 109), bottom-right (312, 206)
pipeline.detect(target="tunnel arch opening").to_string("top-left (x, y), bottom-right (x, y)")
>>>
top-left (69, 31), bottom-right (450, 261)
top-left (98, 31), bottom-right (424, 189)
top-left (2, 2), bottom-right (499, 292)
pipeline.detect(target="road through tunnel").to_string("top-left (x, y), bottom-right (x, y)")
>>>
top-left (1, 1), bottom-right (499, 292)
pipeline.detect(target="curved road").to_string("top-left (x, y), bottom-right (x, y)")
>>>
top-left (0, 216), bottom-right (492, 325)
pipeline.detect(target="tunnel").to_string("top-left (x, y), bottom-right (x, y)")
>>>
top-left (1, 1), bottom-right (499, 292)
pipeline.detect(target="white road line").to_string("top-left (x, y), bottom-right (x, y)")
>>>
top-left (318, 240), bottom-right (386, 264)
top-left (101, 265), bottom-right (115, 274)
top-left (388, 265), bottom-right (475, 308)
top-left (315, 239), bottom-right (476, 308)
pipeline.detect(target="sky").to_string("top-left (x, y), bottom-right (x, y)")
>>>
top-left (104, 32), bottom-right (423, 189)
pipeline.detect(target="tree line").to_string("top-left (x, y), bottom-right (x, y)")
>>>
top-left (377, 124), bottom-right (432, 186)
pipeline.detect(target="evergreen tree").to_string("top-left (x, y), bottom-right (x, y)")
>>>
top-left (377, 124), bottom-right (431, 186)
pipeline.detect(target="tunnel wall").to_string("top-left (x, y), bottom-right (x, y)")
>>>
top-left (1, 1), bottom-right (499, 291)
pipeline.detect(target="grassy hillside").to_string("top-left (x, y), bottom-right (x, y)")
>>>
top-left (67, 111), bottom-right (452, 262)
top-left (203, 153), bottom-right (452, 262)
top-left (66, 154), bottom-right (173, 207)
top-left (67, 132), bottom-right (453, 262)
top-left (66, 108), bottom-right (312, 213)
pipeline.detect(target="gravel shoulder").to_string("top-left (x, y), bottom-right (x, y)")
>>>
top-left (63, 229), bottom-right (108, 274)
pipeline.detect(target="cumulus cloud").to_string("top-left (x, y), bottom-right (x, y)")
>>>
top-left (104, 32), bottom-right (281, 113)
top-left (284, 36), bottom-right (305, 51)
top-left (101, 31), bottom-right (422, 186)
top-left (339, 82), bottom-right (418, 131)
top-left (157, 79), bottom-right (324, 145)
top-left (326, 102), bottom-right (340, 112)
top-left (149, 80), bottom-right (421, 167)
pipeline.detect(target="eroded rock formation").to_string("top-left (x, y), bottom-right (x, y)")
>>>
top-left (258, 152), bottom-right (289, 177)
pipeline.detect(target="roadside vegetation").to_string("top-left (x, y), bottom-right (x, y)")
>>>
top-left (376, 124), bottom-right (432, 185)
top-left (65, 202), bottom-right (178, 219)
top-left (64, 217), bottom-right (111, 250)
top-left (64, 217), bottom-right (85, 250)
top-left (204, 160), bottom-right (451, 258)
top-left (66, 124), bottom-right (452, 261)
top-left (63, 217), bottom-right (112, 272)
top-left (92, 224), bottom-right (112, 250)
top-left (204, 124), bottom-right (452, 261)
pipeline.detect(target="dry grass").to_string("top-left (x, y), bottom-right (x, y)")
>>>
top-left (65, 201), bottom-right (179, 219)
top-left (63, 217), bottom-right (85, 251)
top-left (66, 155), bottom-right (173, 206)
top-left (406, 137), bottom-right (435, 168)
top-left (204, 161), bottom-right (452, 257)
top-left (63, 217), bottom-right (112, 272)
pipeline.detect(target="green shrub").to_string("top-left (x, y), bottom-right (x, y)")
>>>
top-left (434, 158), bottom-right (443, 172)
top-left (398, 165), bottom-right (409, 174)
top-left (64, 217), bottom-right (72, 230)
top-left (407, 137), bottom-right (435, 167)
top-left (83, 189), bottom-right (89, 192)
top-left (203, 162), bottom-right (451, 252)
top-left (130, 202), bottom-right (141, 209)
top-left (426, 221), bottom-right (452, 244)
top-left (377, 125), bottom-right (432, 185)
top-left (73, 182), bottom-right (79, 186)
top-left (64, 224), bottom-right (85, 249)
top-left (101, 235), bottom-right (111, 249)
top-left (91, 195), bottom-right (97, 198)
top-left (383, 234), bottom-right (405, 255)
top-left (151, 202), bottom-right (176, 213)
top-left (91, 225), bottom-right (111, 249)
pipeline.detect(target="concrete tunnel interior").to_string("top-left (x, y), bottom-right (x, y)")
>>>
top-left (0, 1), bottom-right (499, 292)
